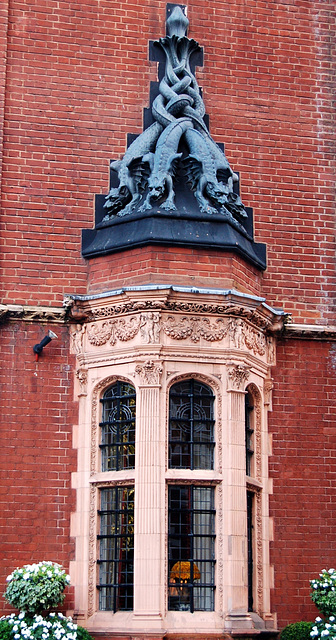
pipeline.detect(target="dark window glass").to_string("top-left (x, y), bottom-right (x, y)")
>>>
top-left (98, 487), bottom-right (134, 611)
top-left (245, 392), bottom-right (254, 476)
top-left (169, 380), bottom-right (215, 470)
top-left (100, 382), bottom-right (136, 471)
top-left (247, 491), bottom-right (254, 611)
top-left (168, 486), bottom-right (215, 612)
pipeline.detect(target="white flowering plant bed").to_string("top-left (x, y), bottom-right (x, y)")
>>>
top-left (310, 616), bottom-right (336, 640)
top-left (310, 569), bottom-right (336, 618)
top-left (4, 612), bottom-right (78, 640)
top-left (5, 563), bottom-right (70, 615)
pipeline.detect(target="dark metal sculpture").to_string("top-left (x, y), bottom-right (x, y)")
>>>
top-left (103, 6), bottom-right (247, 223)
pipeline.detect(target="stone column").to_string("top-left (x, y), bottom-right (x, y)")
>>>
top-left (224, 363), bottom-right (252, 631)
top-left (133, 360), bottom-right (164, 627)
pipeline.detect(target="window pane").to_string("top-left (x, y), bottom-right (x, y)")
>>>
top-left (168, 486), bottom-right (215, 612)
top-left (100, 382), bottom-right (136, 471)
top-left (169, 380), bottom-right (215, 470)
top-left (245, 392), bottom-right (254, 476)
top-left (98, 487), bottom-right (134, 611)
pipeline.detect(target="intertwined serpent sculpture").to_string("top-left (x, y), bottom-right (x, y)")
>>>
top-left (103, 6), bottom-right (247, 223)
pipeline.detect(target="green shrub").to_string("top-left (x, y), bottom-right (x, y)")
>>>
top-left (280, 621), bottom-right (314, 640)
top-left (76, 627), bottom-right (94, 640)
top-left (4, 562), bottom-right (70, 614)
top-left (0, 618), bottom-right (14, 640)
top-left (310, 569), bottom-right (336, 618)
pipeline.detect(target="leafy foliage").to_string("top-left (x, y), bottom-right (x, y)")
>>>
top-left (76, 628), bottom-right (94, 640)
top-left (310, 569), bottom-right (336, 618)
top-left (4, 563), bottom-right (70, 615)
top-left (0, 618), bottom-right (14, 640)
top-left (310, 616), bottom-right (336, 640)
top-left (280, 621), bottom-right (314, 640)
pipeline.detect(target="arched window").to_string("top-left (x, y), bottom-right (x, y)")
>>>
top-left (245, 391), bottom-right (254, 477)
top-left (169, 379), bottom-right (215, 470)
top-left (100, 381), bottom-right (136, 471)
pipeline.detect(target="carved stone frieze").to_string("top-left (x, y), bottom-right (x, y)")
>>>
top-left (229, 317), bottom-right (266, 355)
top-left (227, 364), bottom-right (251, 391)
top-left (87, 316), bottom-right (140, 346)
top-left (162, 315), bottom-right (228, 342)
top-left (139, 312), bottom-right (160, 343)
top-left (135, 360), bottom-right (163, 385)
top-left (83, 299), bottom-right (277, 331)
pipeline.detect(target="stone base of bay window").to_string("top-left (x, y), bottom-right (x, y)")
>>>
top-left (82, 631), bottom-right (279, 640)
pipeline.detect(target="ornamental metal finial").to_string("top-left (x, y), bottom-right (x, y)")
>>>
top-left (166, 6), bottom-right (189, 37)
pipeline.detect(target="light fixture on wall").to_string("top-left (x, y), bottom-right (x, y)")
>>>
top-left (33, 330), bottom-right (58, 360)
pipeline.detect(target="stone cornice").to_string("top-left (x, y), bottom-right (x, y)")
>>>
top-left (1, 295), bottom-right (335, 342)
top-left (0, 303), bottom-right (68, 324)
top-left (283, 323), bottom-right (336, 341)
top-left (65, 285), bottom-right (286, 333)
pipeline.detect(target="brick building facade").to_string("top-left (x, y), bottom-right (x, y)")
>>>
top-left (0, 1), bottom-right (335, 638)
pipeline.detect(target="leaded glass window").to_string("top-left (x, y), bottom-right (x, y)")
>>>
top-left (100, 382), bottom-right (136, 471)
top-left (169, 380), bottom-right (215, 470)
top-left (168, 485), bottom-right (215, 612)
top-left (98, 486), bottom-right (134, 611)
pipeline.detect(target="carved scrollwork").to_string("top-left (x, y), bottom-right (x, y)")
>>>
top-left (135, 360), bottom-right (163, 385)
top-left (87, 321), bottom-right (113, 346)
top-left (162, 315), bottom-right (228, 342)
top-left (114, 316), bottom-right (140, 341)
top-left (87, 316), bottom-right (141, 347)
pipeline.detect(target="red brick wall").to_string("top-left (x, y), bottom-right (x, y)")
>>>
top-left (0, 0), bottom-right (335, 631)
top-left (0, 322), bottom-right (77, 615)
top-left (87, 247), bottom-right (263, 296)
top-left (269, 339), bottom-right (336, 626)
top-left (0, 0), bottom-right (335, 322)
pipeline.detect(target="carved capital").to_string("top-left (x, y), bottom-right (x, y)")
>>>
top-left (227, 364), bottom-right (251, 391)
top-left (135, 360), bottom-right (163, 385)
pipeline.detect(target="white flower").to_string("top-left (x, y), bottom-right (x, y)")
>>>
top-left (321, 631), bottom-right (329, 637)
top-left (329, 617), bottom-right (335, 622)
top-left (316, 618), bottom-right (323, 623)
